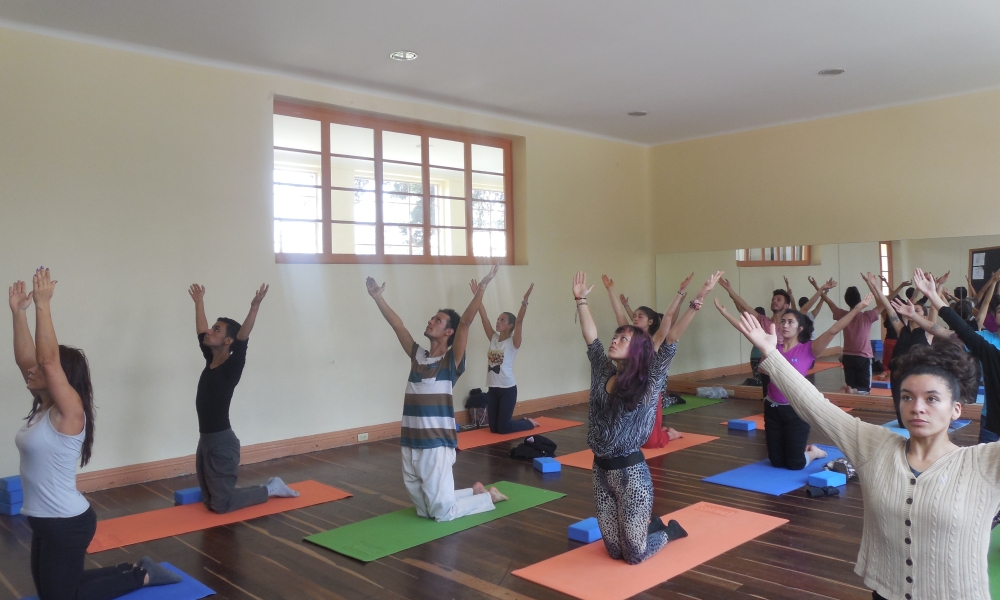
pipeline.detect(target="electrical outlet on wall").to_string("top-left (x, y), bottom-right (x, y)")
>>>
top-left (357, 432), bottom-right (369, 442)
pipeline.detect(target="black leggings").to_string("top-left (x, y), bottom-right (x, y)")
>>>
top-left (842, 355), bottom-right (873, 392)
top-left (28, 507), bottom-right (144, 600)
top-left (763, 401), bottom-right (811, 470)
top-left (486, 386), bottom-right (533, 434)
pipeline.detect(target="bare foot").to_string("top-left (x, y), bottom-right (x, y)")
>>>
top-left (528, 418), bottom-right (540, 427)
top-left (666, 427), bottom-right (683, 441)
top-left (488, 486), bottom-right (508, 503)
top-left (805, 444), bottom-right (828, 462)
top-left (472, 482), bottom-right (487, 495)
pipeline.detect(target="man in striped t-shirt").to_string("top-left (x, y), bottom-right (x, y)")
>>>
top-left (366, 264), bottom-right (507, 522)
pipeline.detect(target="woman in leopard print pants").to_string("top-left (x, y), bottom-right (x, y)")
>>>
top-left (573, 271), bottom-right (722, 564)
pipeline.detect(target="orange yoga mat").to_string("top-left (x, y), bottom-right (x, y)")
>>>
top-left (807, 361), bottom-right (842, 375)
top-left (871, 387), bottom-right (893, 397)
top-left (88, 480), bottom-right (351, 553)
top-left (721, 407), bottom-right (852, 430)
top-left (512, 501), bottom-right (787, 600)
top-left (457, 416), bottom-right (582, 450)
top-left (555, 433), bottom-right (718, 470)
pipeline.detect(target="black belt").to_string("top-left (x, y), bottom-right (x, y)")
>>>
top-left (593, 450), bottom-right (644, 471)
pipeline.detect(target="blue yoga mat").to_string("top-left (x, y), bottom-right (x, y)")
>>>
top-left (702, 444), bottom-right (843, 496)
top-left (22, 563), bottom-right (214, 600)
top-left (880, 419), bottom-right (971, 439)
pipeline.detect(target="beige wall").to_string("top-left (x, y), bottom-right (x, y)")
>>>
top-left (0, 27), bottom-right (654, 475)
top-left (895, 234), bottom-right (1000, 289)
top-left (651, 89), bottom-right (1000, 254)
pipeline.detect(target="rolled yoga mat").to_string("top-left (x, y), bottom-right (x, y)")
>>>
top-left (88, 480), bottom-right (351, 553)
top-left (22, 562), bottom-right (214, 600)
top-left (512, 501), bottom-right (787, 600)
top-left (556, 433), bottom-right (719, 470)
top-left (702, 444), bottom-right (844, 496)
top-left (457, 416), bottom-right (582, 450)
top-left (304, 481), bottom-right (563, 562)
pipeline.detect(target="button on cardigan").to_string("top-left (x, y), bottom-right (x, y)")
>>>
top-left (760, 352), bottom-right (1000, 600)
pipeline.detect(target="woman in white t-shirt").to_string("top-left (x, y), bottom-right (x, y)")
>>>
top-left (469, 280), bottom-right (539, 434)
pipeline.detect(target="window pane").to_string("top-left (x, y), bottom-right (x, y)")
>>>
top-left (736, 249), bottom-right (745, 261)
top-left (274, 220), bottom-right (321, 254)
top-left (749, 248), bottom-right (762, 261)
top-left (275, 149), bottom-right (321, 184)
top-left (383, 162), bottom-right (423, 194)
top-left (429, 138), bottom-right (464, 169)
top-left (330, 123), bottom-right (374, 158)
top-left (472, 172), bottom-right (504, 201)
top-left (472, 144), bottom-right (504, 173)
top-left (429, 167), bottom-right (465, 198)
top-left (273, 115), bottom-right (320, 152)
top-left (472, 201), bottom-right (505, 229)
top-left (331, 223), bottom-right (375, 255)
top-left (383, 194), bottom-right (423, 225)
top-left (384, 226), bottom-right (424, 255)
top-left (330, 156), bottom-right (375, 189)
top-left (472, 230), bottom-right (506, 258)
top-left (881, 257), bottom-right (889, 271)
top-left (274, 184), bottom-right (320, 220)
top-left (431, 198), bottom-right (466, 227)
top-left (382, 131), bottom-right (422, 163)
top-left (331, 190), bottom-right (375, 223)
top-left (431, 228), bottom-right (467, 256)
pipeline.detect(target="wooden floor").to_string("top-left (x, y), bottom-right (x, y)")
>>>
top-left (0, 397), bottom-right (978, 600)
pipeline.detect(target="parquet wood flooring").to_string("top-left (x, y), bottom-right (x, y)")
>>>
top-left (0, 399), bottom-right (978, 599)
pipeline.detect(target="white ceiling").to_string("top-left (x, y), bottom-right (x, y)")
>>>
top-left (3, 1), bottom-right (1000, 144)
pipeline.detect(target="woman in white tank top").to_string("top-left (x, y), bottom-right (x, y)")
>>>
top-left (469, 280), bottom-right (539, 434)
top-left (10, 269), bottom-right (178, 598)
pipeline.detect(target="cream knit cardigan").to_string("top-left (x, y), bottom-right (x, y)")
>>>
top-left (760, 352), bottom-right (1000, 600)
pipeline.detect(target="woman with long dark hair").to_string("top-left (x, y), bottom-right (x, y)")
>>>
top-left (716, 290), bottom-right (874, 470)
top-left (576, 270), bottom-right (721, 564)
top-left (726, 306), bottom-right (1000, 600)
top-left (601, 273), bottom-right (692, 447)
top-left (10, 269), bottom-right (178, 599)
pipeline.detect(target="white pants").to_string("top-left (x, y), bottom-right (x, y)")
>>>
top-left (401, 446), bottom-right (495, 522)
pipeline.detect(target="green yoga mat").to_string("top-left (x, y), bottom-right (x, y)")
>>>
top-left (304, 481), bottom-right (564, 562)
top-left (663, 394), bottom-right (724, 415)
top-left (990, 525), bottom-right (1000, 597)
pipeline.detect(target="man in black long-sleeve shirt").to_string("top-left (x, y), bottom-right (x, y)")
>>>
top-left (188, 283), bottom-right (298, 513)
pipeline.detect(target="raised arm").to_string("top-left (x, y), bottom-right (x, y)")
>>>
top-left (862, 272), bottom-right (902, 336)
top-left (888, 279), bottom-right (911, 301)
top-left (714, 297), bottom-right (742, 328)
top-left (469, 279), bottom-right (496, 340)
top-left (890, 297), bottom-right (956, 341)
top-left (189, 284), bottom-right (209, 335)
top-left (975, 271), bottom-right (1000, 329)
top-left (918, 268), bottom-right (1000, 362)
top-left (10, 280), bottom-right (36, 382)
top-left (812, 292), bottom-right (874, 355)
top-left (453, 263), bottom-right (499, 365)
top-left (784, 276), bottom-right (793, 303)
top-left (236, 284), bottom-right (267, 340)
top-left (31, 269), bottom-right (85, 435)
top-left (619, 293), bottom-right (635, 321)
top-left (801, 278), bottom-right (836, 315)
top-left (366, 277), bottom-right (416, 357)
top-left (512, 283), bottom-right (533, 349)
top-left (808, 276), bottom-right (840, 313)
top-left (602, 275), bottom-right (630, 327)
top-left (658, 272), bottom-right (722, 349)
top-left (661, 272), bottom-right (694, 332)
top-left (574, 272), bottom-right (597, 345)
top-left (718, 277), bottom-right (755, 315)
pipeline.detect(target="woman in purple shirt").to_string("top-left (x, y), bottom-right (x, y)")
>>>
top-left (716, 292), bottom-right (874, 470)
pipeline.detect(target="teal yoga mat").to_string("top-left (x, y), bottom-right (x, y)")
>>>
top-left (663, 395), bottom-right (724, 415)
top-left (304, 481), bottom-right (564, 562)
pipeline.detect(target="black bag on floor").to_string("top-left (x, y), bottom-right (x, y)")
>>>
top-left (509, 435), bottom-right (558, 461)
top-left (463, 388), bottom-right (488, 430)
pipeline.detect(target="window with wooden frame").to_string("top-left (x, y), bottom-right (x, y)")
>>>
top-left (272, 100), bottom-right (513, 264)
top-left (879, 241), bottom-right (893, 295)
top-left (735, 246), bottom-right (811, 267)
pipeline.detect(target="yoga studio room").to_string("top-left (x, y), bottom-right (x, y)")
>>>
top-left (4, 3), bottom-right (1000, 600)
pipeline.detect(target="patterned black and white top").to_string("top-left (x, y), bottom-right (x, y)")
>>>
top-left (586, 339), bottom-right (677, 459)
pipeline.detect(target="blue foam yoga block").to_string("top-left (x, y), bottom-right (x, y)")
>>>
top-left (728, 419), bottom-right (756, 431)
top-left (173, 486), bottom-right (202, 505)
top-left (808, 470), bottom-right (847, 488)
top-left (871, 381), bottom-right (890, 389)
top-left (0, 475), bottom-right (21, 492)
top-left (568, 517), bottom-right (603, 543)
top-left (0, 500), bottom-right (22, 516)
top-left (0, 489), bottom-right (23, 505)
top-left (533, 457), bottom-right (561, 473)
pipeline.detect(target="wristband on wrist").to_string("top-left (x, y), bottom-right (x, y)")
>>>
top-left (522, 301), bottom-right (529, 306)
top-left (689, 299), bottom-right (703, 311)
top-left (575, 296), bottom-right (587, 301)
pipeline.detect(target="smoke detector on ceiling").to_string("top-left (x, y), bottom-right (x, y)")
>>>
top-left (818, 68), bottom-right (845, 76)
top-left (627, 111), bottom-right (648, 117)
top-left (390, 51), bottom-right (418, 61)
